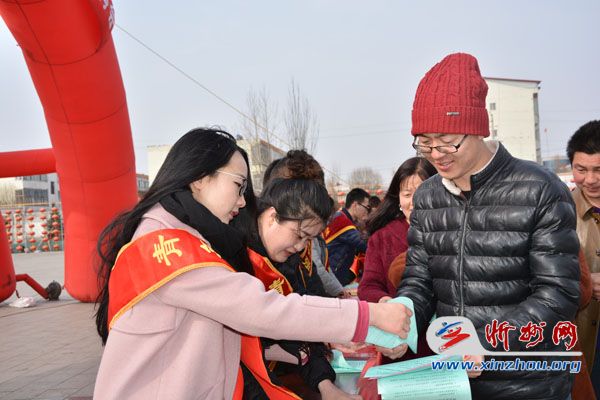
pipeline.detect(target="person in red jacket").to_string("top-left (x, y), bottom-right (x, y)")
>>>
top-left (358, 157), bottom-right (436, 303)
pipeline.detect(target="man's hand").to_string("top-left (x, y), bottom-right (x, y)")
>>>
top-left (591, 272), bottom-right (600, 300)
top-left (463, 354), bottom-right (484, 378)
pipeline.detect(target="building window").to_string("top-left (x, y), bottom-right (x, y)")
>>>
top-left (50, 181), bottom-right (55, 195)
top-left (15, 188), bottom-right (48, 205)
top-left (489, 103), bottom-right (496, 111)
top-left (22, 174), bottom-right (48, 182)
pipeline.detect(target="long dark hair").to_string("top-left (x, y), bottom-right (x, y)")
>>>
top-left (366, 157), bottom-right (436, 235)
top-left (94, 128), bottom-right (254, 344)
top-left (258, 179), bottom-right (333, 224)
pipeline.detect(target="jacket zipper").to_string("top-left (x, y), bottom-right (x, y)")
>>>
top-left (458, 195), bottom-right (471, 316)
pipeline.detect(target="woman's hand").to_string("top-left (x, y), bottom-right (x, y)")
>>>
top-left (375, 343), bottom-right (408, 360)
top-left (329, 342), bottom-right (368, 354)
top-left (318, 379), bottom-right (363, 400)
top-left (368, 302), bottom-right (412, 339)
top-left (338, 289), bottom-right (355, 299)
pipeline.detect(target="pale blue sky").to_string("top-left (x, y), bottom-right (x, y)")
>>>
top-left (1, 0), bottom-right (599, 184)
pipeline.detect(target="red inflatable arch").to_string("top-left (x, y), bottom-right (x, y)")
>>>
top-left (0, 0), bottom-right (137, 302)
top-left (0, 149), bottom-right (56, 302)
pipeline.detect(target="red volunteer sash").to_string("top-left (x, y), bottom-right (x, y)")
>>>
top-left (349, 252), bottom-right (366, 283)
top-left (238, 335), bottom-right (301, 399)
top-left (296, 240), bottom-right (314, 289)
top-left (247, 248), bottom-right (294, 295)
top-left (323, 211), bottom-right (357, 244)
top-left (107, 228), bottom-right (234, 330)
top-left (236, 248), bottom-right (300, 399)
top-left (107, 229), bottom-right (297, 399)
top-left (299, 239), bottom-right (313, 275)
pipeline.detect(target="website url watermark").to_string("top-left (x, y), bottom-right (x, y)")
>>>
top-left (431, 358), bottom-right (581, 374)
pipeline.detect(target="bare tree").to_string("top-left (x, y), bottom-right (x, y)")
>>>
top-left (0, 180), bottom-right (16, 206)
top-left (238, 86), bottom-right (279, 190)
top-left (348, 167), bottom-right (383, 190)
top-left (325, 163), bottom-right (342, 197)
top-left (239, 86), bottom-right (278, 149)
top-left (284, 79), bottom-right (319, 152)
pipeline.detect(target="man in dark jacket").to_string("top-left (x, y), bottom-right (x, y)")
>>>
top-left (324, 188), bottom-right (370, 285)
top-left (396, 53), bottom-right (580, 400)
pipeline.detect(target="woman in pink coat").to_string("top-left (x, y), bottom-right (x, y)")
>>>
top-left (358, 157), bottom-right (436, 303)
top-left (93, 128), bottom-right (411, 400)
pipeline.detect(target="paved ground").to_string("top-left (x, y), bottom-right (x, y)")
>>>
top-left (0, 253), bottom-right (358, 399)
top-left (0, 252), bottom-right (101, 400)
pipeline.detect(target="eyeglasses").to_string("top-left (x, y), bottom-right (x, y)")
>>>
top-left (412, 135), bottom-right (468, 154)
top-left (357, 203), bottom-right (372, 213)
top-left (215, 170), bottom-right (248, 197)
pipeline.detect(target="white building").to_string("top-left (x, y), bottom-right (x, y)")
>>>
top-left (236, 138), bottom-right (286, 192)
top-left (147, 138), bottom-right (286, 192)
top-left (147, 145), bottom-right (172, 186)
top-left (0, 173), bottom-right (60, 206)
top-left (484, 77), bottom-right (542, 163)
top-left (136, 173), bottom-right (150, 198)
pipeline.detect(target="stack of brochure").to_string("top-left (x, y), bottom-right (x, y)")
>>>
top-left (331, 295), bottom-right (470, 399)
top-left (330, 349), bottom-right (368, 374)
top-left (364, 354), bottom-right (472, 400)
top-left (330, 349), bottom-right (369, 395)
top-left (364, 297), bottom-right (418, 352)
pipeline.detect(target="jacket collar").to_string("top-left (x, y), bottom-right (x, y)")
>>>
top-left (342, 208), bottom-right (355, 223)
top-left (572, 187), bottom-right (595, 220)
top-left (142, 203), bottom-right (209, 244)
top-left (441, 140), bottom-right (510, 196)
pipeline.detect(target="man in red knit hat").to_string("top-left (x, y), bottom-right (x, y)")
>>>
top-left (395, 53), bottom-right (580, 400)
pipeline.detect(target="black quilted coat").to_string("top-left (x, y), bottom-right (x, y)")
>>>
top-left (398, 143), bottom-right (580, 400)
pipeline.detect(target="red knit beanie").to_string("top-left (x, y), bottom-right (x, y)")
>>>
top-left (411, 53), bottom-right (490, 137)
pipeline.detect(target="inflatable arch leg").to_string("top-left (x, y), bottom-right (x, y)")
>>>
top-left (0, 0), bottom-right (138, 302)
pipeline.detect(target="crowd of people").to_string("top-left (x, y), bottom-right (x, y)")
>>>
top-left (91, 52), bottom-right (600, 400)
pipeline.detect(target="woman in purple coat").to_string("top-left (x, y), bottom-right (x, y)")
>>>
top-left (358, 157), bottom-right (436, 303)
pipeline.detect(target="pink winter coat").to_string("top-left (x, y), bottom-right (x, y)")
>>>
top-left (94, 204), bottom-right (365, 400)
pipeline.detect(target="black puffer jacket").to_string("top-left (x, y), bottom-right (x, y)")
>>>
top-left (398, 143), bottom-right (580, 400)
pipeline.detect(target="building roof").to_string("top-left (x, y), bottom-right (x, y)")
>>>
top-left (484, 76), bottom-right (541, 85)
top-left (237, 137), bottom-right (286, 156)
